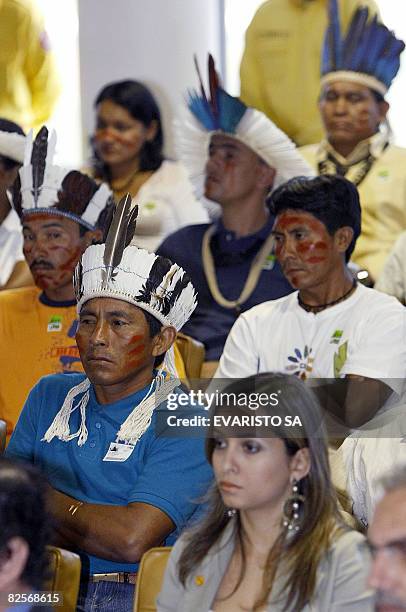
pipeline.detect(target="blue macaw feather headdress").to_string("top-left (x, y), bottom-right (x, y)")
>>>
top-left (187, 54), bottom-right (247, 134)
top-left (177, 54), bottom-right (314, 199)
top-left (321, 0), bottom-right (405, 96)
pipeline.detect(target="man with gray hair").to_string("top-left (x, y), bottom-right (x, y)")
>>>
top-left (368, 465), bottom-right (406, 611)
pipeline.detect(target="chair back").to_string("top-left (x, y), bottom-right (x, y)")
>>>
top-left (175, 332), bottom-right (205, 381)
top-left (133, 546), bottom-right (171, 612)
top-left (0, 419), bottom-right (6, 454)
top-left (44, 546), bottom-right (81, 612)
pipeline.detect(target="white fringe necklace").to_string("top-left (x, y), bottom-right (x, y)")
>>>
top-left (41, 373), bottom-right (178, 447)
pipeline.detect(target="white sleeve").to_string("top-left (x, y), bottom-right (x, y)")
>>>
top-left (375, 233), bottom-right (406, 302)
top-left (340, 437), bottom-right (369, 527)
top-left (214, 312), bottom-right (260, 379)
top-left (341, 302), bottom-right (406, 393)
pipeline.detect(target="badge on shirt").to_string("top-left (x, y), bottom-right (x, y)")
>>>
top-left (103, 442), bottom-right (135, 462)
top-left (262, 254), bottom-right (276, 271)
top-left (47, 315), bottom-right (62, 332)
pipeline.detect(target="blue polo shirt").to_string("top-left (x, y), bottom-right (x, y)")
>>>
top-left (6, 373), bottom-right (213, 574)
top-left (157, 218), bottom-right (292, 360)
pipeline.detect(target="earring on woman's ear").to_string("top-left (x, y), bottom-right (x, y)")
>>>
top-left (226, 508), bottom-right (237, 518)
top-left (282, 478), bottom-right (305, 532)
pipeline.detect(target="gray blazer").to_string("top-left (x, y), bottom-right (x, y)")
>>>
top-left (157, 522), bottom-right (375, 611)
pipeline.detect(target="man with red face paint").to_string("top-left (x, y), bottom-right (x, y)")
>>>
top-left (6, 199), bottom-right (212, 612)
top-left (0, 127), bottom-right (114, 442)
top-left (215, 175), bottom-right (406, 430)
top-left (300, 1), bottom-right (406, 282)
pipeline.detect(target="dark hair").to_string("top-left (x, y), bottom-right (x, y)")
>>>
top-left (268, 175), bottom-right (361, 261)
top-left (178, 373), bottom-right (345, 611)
top-left (0, 118), bottom-right (25, 170)
top-left (144, 310), bottom-right (165, 368)
top-left (0, 458), bottom-right (51, 590)
top-left (92, 80), bottom-right (164, 177)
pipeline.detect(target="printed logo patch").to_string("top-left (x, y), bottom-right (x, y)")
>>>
top-left (263, 253), bottom-right (276, 271)
top-left (334, 341), bottom-right (348, 377)
top-left (47, 315), bottom-right (62, 332)
top-left (286, 346), bottom-right (314, 380)
top-left (330, 329), bottom-right (343, 345)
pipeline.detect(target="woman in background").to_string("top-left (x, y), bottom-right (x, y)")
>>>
top-left (157, 373), bottom-right (373, 611)
top-left (91, 80), bottom-right (208, 251)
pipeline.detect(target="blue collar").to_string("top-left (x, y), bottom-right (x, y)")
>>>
top-left (39, 292), bottom-right (76, 308)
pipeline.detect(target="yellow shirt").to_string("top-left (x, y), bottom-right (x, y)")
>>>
top-left (240, 0), bottom-right (379, 146)
top-left (0, 286), bottom-right (186, 440)
top-left (0, 287), bottom-right (82, 439)
top-left (0, 0), bottom-right (60, 130)
top-left (300, 136), bottom-right (406, 280)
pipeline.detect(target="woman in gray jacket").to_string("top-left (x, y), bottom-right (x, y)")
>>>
top-left (157, 373), bottom-right (374, 611)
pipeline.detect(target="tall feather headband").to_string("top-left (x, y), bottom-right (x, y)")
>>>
top-left (321, 0), bottom-right (405, 96)
top-left (74, 194), bottom-right (197, 331)
top-left (176, 54), bottom-right (314, 198)
top-left (14, 126), bottom-right (114, 230)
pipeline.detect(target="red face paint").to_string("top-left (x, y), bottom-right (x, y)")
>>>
top-left (273, 210), bottom-right (336, 289)
top-left (76, 298), bottom-right (156, 401)
top-left (23, 215), bottom-right (85, 298)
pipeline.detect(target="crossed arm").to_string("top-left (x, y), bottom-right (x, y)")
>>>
top-left (48, 488), bottom-right (175, 564)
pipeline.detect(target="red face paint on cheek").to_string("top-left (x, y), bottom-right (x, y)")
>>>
top-left (297, 239), bottom-right (328, 264)
top-left (127, 334), bottom-right (147, 368)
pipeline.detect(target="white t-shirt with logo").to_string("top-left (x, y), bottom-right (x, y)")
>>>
top-left (215, 284), bottom-right (406, 397)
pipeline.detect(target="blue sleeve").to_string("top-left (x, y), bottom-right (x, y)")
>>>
top-left (128, 410), bottom-right (213, 530)
top-left (156, 232), bottom-right (179, 260)
top-left (6, 381), bottom-right (43, 463)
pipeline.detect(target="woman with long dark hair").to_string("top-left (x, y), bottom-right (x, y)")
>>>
top-left (91, 79), bottom-right (208, 251)
top-left (157, 373), bottom-right (373, 611)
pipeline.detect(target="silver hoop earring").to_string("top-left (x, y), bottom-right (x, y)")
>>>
top-left (282, 479), bottom-right (305, 532)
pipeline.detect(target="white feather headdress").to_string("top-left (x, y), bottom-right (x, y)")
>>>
top-left (14, 126), bottom-right (114, 230)
top-left (175, 55), bottom-right (314, 199)
top-left (0, 130), bottom-right (25, 163)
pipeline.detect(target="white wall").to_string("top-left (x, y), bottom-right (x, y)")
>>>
top-left (78, 0), bottom-right (224, 162)
top-left (36, 0), bottom-right (81, 166)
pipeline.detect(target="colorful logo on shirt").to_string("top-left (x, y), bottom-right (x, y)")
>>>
top-left (47, 315), bottom-right (62, 332)
top-left (333, 341), bottom-right (348, 377)
top-left (67, 319), bottom-right (79, 338)
top-left (262, 253), bottom-right (276, 271)
top-left (144, 201), bottom-right (157, 213)
top-left (286, 346), bottom-right (314, 380)
top-left (330, 329), bottom-right (343, 345)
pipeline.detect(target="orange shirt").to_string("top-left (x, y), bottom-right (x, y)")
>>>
top-left (0, 286), bottom-right (83, 439)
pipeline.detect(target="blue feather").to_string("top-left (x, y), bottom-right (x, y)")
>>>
top-left (328, 0), bottom-right (341, 70)
top-left (341, 8), bottom-right (369, 69)
top-left (187, 54), bottom-right (247, 134)
top-left (217, 89), bottom-right (246, 133)
top-left (323, 3), bottom-right (404, 93)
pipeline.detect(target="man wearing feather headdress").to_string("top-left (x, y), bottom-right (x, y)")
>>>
top-left (6, 196), bottom-right (212, 612)
top-left (158, 55), bottom-right (313, 371)
top-left (300, 0), bottom-right (406, 282)
top-left (0, 127), bottom-right (115, 443)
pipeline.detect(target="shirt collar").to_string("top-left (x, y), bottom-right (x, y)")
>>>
top-left (320, 131), bottom-right (388, 166)
top-left (213, 214), bottom-right (274, 242)
top-left (39, 292), bottom-right (77, 308)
